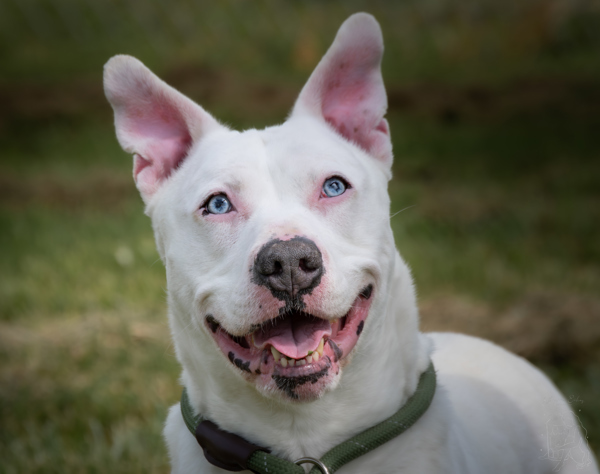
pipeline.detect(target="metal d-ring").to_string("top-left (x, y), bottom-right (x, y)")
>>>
top-left (294, 457), bottom-right (330, 474)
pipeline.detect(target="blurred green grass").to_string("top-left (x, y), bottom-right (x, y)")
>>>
top-left (1, 0), bottom-right (599, 472)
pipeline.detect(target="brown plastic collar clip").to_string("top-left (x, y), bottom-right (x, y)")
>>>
top-left (195, 419), bottom-right (269, 472)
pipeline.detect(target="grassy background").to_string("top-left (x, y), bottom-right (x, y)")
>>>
top-left (1, 0), bottom-right (599, 472)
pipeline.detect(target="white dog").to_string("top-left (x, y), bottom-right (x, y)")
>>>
top-left (104, 13), bottom-right (597, 474)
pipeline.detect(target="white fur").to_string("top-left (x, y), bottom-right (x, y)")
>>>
top-left (104, 12), bottom-right (598, 474)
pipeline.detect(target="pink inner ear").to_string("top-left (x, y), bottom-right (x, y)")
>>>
top-left (105, 55), bottom-right (224, 200)
top-left (133, 154), bottom-right (151, 178)
top-left (315, 51), bottom-right (390, 162)
top-left (126, 100), bottom-right (192, 185)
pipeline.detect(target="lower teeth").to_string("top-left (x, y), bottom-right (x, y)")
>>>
top-left (272, 338), bottom-right (325, 367)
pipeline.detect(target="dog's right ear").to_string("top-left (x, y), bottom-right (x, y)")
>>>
top-left (104, 55), bottom-right (225, 202)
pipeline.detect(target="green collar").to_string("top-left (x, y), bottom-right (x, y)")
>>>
top-left (181, 362), bottom-right (436, 474)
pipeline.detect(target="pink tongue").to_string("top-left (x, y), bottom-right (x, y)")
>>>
top-left (253, 313), bottom-right (332, 359)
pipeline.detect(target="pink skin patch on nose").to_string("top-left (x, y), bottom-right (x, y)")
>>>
top-left (251, 286), bottom-right (287, 320)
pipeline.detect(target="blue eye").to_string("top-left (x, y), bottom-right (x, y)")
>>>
top-left (205, 194), bottom-right (232, 215)
top-left (322, 177), bottom-right (348, 197)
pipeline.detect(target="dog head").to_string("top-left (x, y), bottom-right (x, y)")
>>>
top-left (105, 14), bottom-right (405, 402)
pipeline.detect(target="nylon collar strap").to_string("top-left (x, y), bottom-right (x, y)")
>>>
top-left (181, 362), bottom-right (436, 474)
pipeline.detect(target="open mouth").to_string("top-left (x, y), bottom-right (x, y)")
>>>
top-left (205, 284), bottom-right (373, 399)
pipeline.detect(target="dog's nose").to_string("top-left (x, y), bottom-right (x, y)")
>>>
top-left (253, 237), bottom-right (324, 298)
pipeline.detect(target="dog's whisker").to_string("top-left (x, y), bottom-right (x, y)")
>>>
top-left (390, 205), bottom-right (415, 220)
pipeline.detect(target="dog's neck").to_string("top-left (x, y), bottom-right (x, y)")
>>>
top-left (169, 252), bottom-right (430, 461)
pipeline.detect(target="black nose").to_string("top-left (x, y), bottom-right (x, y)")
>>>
top-left (253, 237), bottom-right (324, 298)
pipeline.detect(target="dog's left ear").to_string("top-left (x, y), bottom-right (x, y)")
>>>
top-left (291, 13), bottom-right (392, 166)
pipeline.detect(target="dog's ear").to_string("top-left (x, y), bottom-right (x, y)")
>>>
top-left (104, 55), bottom-right (225, 202)
top-left (291, 13), bottom-right (391, 166)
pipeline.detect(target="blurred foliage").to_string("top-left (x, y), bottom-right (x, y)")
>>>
top-left (1, 0), bottom-right (599, 472)
top-left (1, 0), bottom-right (600, 83)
